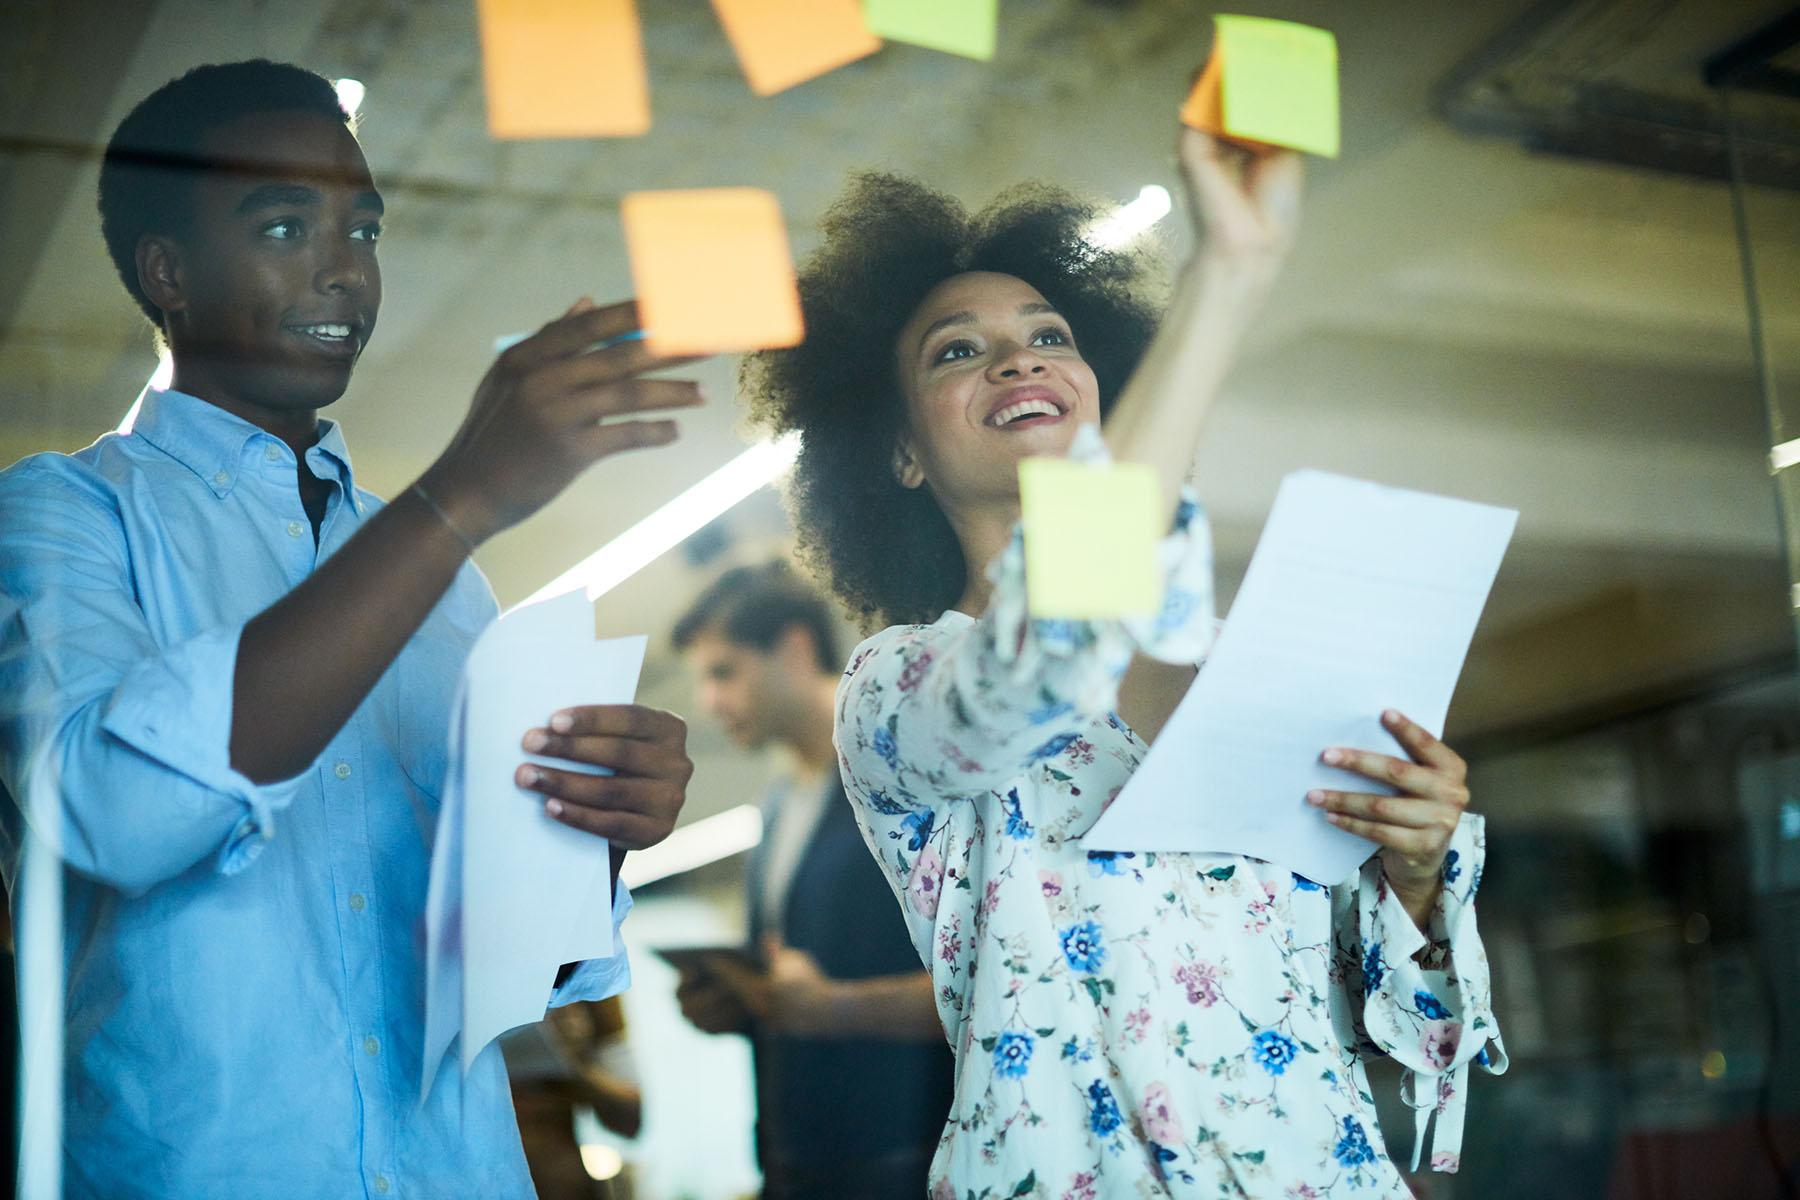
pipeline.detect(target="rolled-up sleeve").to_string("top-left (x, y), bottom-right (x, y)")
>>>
top-left (0, 469), bottom-right (304, 894)
top-left (547, 882), bottom-right (635, 1008)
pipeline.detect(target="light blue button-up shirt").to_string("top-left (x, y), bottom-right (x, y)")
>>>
top-left (0, 388), bottom-right (632, 1199)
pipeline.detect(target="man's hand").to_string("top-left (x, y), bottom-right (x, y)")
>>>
top-left (1306, 709), bottom-right (1471, 930)
top-left (421, 298), bottom-right (706, 547)
top-left (705, 937), bottom-right (842, 1037)
top-left (516, 704), bottom-right (692, 848)
top-left (675, 969), bottom-right (751, 1036)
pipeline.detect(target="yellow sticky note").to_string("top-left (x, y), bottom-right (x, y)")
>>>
top-left (862, 0), bottom-right (997, 61)
top-left (1018, 457), bottom-right (1162, 619)
top-left (1181, 14), bottom-right (1339, 158)
top-left (476, 0), bottom-right (652, 138)
top-left (712, 0), bottom-right (881, 96)
top-left (621, 189), bottom-right (805, 356)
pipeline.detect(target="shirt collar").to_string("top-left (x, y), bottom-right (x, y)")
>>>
top-left (131, 388), bottom-right (360, 507)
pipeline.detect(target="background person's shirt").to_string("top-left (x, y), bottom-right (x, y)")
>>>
top-left (745, 771), bottom-right (955, 1170)
top-left (0, 388), bottom-right (631, 1200)
top-left (755, 769), bottom-right (833, 931)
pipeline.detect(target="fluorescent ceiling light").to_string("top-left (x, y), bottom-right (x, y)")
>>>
top-left (1770, 436), bottom-right (1800, 474)
top-left (1087, 184), bottom-right (1173, 249)
top-left (521, 431), bottom-right (802, 606)
top-left (617, 804), bottom-right (763, 889)
top-left (118, 351), bottom-right (173, 434)
top-left (334, 77), bottom-right (366, 119)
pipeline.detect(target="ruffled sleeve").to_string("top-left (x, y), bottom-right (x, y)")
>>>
top-left (1331, 812), bottom-right (1509, 1172)
top-left (835, 425), bottom-right (1217, 810)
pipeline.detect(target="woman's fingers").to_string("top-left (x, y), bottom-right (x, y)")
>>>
top-left (1307, 789), bottom-right (1448, 830)
top-left (1378, 709), bottom-right (1467, 780)
top-left (1320, 746), bottom-right (1468, 806)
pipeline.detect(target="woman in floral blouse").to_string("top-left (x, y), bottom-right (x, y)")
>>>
top-left (743, 129), bottom-right (1506, 1199)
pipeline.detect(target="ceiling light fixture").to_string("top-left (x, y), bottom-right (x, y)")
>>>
top-left (1087, 184), bottom-right (1173, 249)
top-left (334, 77), bottom-right (366, 119)
top-left (617, 803), bottom-right (764, 888)
top-left (521, 431), bottom-right (802, 606)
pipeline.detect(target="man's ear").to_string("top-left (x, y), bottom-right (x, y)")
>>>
top-left (136, 236), bottom-right (185, 318)
top-left (891, 436), bottom-right (926, 490)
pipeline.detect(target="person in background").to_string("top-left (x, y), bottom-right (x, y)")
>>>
top-left (505, 996), bottom-right (644, 1200)
top-left (0, 60), bottom-right (697, 1199)
top-left (671, 562), bottom-right (954, 1200)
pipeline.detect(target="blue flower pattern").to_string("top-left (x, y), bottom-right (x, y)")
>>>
top-left (831, 470), bottom-right (1504, 1196)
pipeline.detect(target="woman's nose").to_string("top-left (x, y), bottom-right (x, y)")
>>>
top-left (989, 344), bottom-right (1047, 379)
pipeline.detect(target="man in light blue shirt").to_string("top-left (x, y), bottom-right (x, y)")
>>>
top-left (0, 61), bottom-right (704, 1198)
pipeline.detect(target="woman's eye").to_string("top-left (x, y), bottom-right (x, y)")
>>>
top-left (261, 219), bottom-right (302, 240)
top-left (935, 340), bottom-right (979, 363)
top-left (1032, 327), bottom-right (1070, 347)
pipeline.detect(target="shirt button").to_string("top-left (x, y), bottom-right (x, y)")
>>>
top-left (212, 471), bottom-right (230, 486)
top-left (334, 761), bottom-right (352, 780)
top-left (364, 1035), bottom-right (381, 1057)
top-left (348, 892), bottom-right (367, 912)
top-left (287, 520), bottom-right (305, 538)
top-left (264, 443), bottom-right (282, 462)
top-left (373, 1175), bottom-right (390, 1194)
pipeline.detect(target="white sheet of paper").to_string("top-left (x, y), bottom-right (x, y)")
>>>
top-left (420, 589), bottom-right (646, 1100)
top-left (1083, 470), bottom-right (1517, 884)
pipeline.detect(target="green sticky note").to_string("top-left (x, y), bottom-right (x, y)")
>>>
top-left (1018, 457), bottom-right (1162, 619)
top-left (1216, 14), bottom-right (1340, 158)
top-left (863, 0), bottom-right (997, 61)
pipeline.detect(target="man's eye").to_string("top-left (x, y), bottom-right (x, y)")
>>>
top-left (351, 222), bottom-right (382, 243)
top-left (935, 340), bottom-right (979, 363)
top-left (261, 219), bottom-right (302, 240)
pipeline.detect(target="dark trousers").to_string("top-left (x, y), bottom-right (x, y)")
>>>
top-left (760, 1145), bottom-right (936, 1200)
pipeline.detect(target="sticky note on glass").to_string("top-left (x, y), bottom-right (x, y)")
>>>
top-left (621, 188), bottom-right (805, 356)
top-left (1018, 457), bottom-right (1162, 619)
top-left (863, 0), bottom-right (996, 61)
top-left (1181, 14), bottom-right (1339, 158)
top-left (476, 0), bottom-right (652, 138)
top-left (712, 0), bottom-right (880, 95)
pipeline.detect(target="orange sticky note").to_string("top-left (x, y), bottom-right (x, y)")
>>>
top-left (1181, 14), bottom-right (1339, 158)
top-left (710, 0), bottom-right (880, 96)
top-left (621, 189), bottom-right (805, 356)
top-left (476, 0), bottom-right (651, 138)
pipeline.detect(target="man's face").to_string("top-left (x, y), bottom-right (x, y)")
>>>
top-left (159, 108), bottom-right (383, 414)
top-left (683, 630), bottom-right (786, 751)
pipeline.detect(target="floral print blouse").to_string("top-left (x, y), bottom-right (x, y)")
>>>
top-left (834, 437), bottom-right (1507, 1199)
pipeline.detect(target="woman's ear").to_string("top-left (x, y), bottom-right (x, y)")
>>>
top-left (891, 436), bottom-right (926, 490)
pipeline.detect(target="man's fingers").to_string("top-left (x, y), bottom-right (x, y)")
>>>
top-left (537, 342), bottom-right (706, 396)
top-left (538, 799), bottom-right (667, 850)
top-left (1379, 709), bottom-right (1467, 779)
top-left (1307, 790), bottom-right (1448, 831)
top-left (502, 299), bottom-right (642, 369)
top-left (517, 766), bottom-right (674, 813)
top-left (566, 378), bottom-right (706, 422)
top-left (581, 420), bottom-right (682, 460)
top-left (545, 704), bottom-right (688, 744)
top-left (524, 730), bottom-right (683, 778)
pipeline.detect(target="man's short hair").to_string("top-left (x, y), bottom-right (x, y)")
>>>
top-left (98, 60), bottom-right (351, 328)
top-left (672, 561), bottom-right (842, 674)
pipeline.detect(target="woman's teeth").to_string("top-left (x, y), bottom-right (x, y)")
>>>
top-left (989, 399), bottom-right (1060, 427)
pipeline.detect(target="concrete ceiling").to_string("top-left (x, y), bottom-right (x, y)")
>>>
top-left (3, 0), bottom-right (1798, 823)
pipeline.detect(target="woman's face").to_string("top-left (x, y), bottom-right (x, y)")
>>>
top-left (892, 271), bottom-right (1100, 509)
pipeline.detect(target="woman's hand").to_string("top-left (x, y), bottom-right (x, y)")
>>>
top-left (1176, 127), bottom-right (1303, 269)
top-left (1306, 709), bottom-right (1471, 930)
